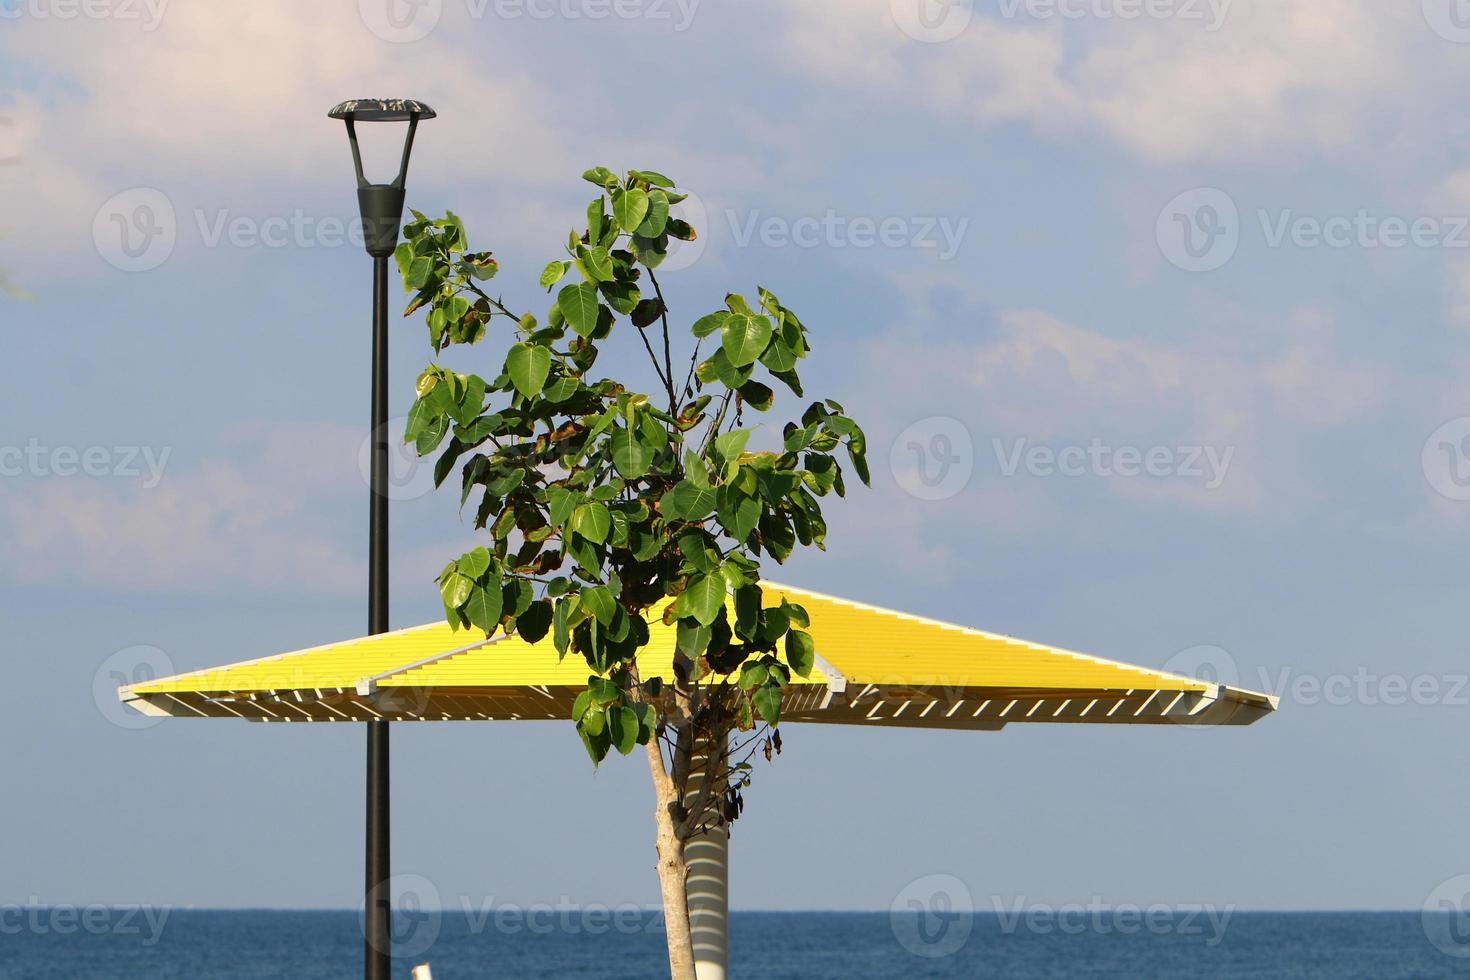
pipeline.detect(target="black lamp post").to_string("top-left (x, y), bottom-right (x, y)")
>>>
top-left (328, 97), bottom-right (436, 980)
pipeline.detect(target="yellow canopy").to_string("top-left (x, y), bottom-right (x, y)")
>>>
top-left (119, 582), bottom-right (1276, 729)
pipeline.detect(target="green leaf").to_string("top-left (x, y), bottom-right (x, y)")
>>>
top-left (405, 396), bottom-right (439, 444)
top-left (610, 425), bottom-right (653, 479)
top-left (753, 685), bottom-right (782, 726)
top-left (578, 245), bottom-right (614, 283)
top-left (580, 585), bottom-right (617, 626)
top-left (739, 380), bottom-right (775, 411)
top-left (571, 502), bottom-right (612, 545)
top-left (716, 485), bottom-right (761, 542)
top-left (600, 280), bottom-right (640, 315)
top-left (553, 597), bottom-right (573, 657)
top-left (609, 705), bottom-right (639, 755)
top-left (458, 546), bottom-right (492, 580)
top-left (760, 339), bottom-right (799, 374)
top-left (684, 450), bottom-right (711, 489)
top-left (406, 255), bottom-right (432, 290)
top-left (557, 282), bottom-right (602, 337)
top-left (738, 661), bottom-right (768, 691)
top-left (516, 599), bottom-right (554, 644)
top-left (632, 298), bottom-right (665, 328)
top-left (613, 188), bottom-right (650, 233)
top-left (635, 189), bottom-right (670, 237)
top-left (540, 260), bottom-right (569, 289)
top-left (677, 618), bottom-right (712, 657)
top-left (734, 584), bottom-right (761, 639)
top-left (566, 533), bottom-right (603, 576)
top-left (415, 414), bottom-right (449, 456)
top-left (714, 428), bottom-right (752, 462)
top-left (588, 675), bottom-right (621, 705)
top-left (785, 629), bottom-right (815, 678)
top-left (506, 342), bottom-right (551, 399)
top-left (721, 314), bottom-right (774, 368)
top-left (441, 572), bottom-right (474, 609)
top-left (692, 311), bottom-right (728, 339)
top-left (587, 199), bottom-right (607, 243)
top-left (661, 480), bottom-right (717, 522)
top-left (679, 573), bottom-right (727, 626)
top-left (543, 375), bottom-right (580, 402)
top-left (582, 166), bottom-right (616, 187)
top-left (453, 374), bottom-right (487, 427)
top-left (464, 584), bottom-right (503, 632)
top-left (548, 487), bottom-right (582, 528)
top-left (700, 348), bottom-right (754, 389)
top-left (579, 721), bottom-right (610, 766)
top-left (632, 170), bottom-right (675, 188)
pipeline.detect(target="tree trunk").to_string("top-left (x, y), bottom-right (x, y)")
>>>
top-left (646, 736), bottom-right (697, 980)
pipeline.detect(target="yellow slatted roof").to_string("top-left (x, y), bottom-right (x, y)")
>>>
top-left (120, 582), bottom-right (1276, 729)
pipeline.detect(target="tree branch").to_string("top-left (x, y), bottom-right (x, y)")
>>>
top-left (648, 269), bottom-right (679, 415)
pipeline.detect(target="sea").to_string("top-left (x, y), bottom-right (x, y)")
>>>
top-left (1, 910), bottom-right (1466, 978)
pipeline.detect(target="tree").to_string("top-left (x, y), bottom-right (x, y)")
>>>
top-left (397, 167), bottom-right (868, 979)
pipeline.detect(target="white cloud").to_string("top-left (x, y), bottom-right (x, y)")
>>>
top-left (858, 292), bottom-right (1388, 522)
top-left (0, 422), bottom-right (365, 594)
top-left (781, 0), bottom-right (1410, 164)
top-left (0, 3), bottom-right (574, 269)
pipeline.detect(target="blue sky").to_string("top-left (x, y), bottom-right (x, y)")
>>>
top-left (4, 0), bottom-right (1470, 918)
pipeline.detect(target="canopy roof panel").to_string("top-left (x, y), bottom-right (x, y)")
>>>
top-left (120, 583), bottom-right (1276, 729)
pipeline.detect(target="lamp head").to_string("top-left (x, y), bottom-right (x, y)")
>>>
top-left (329, 98), bottom-right (436, 257)
top-left (328, 99), bottom-right (438, 123)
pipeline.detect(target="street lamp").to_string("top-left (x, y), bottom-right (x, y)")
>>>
top-left (328, 97), bottom-right (436, 980)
